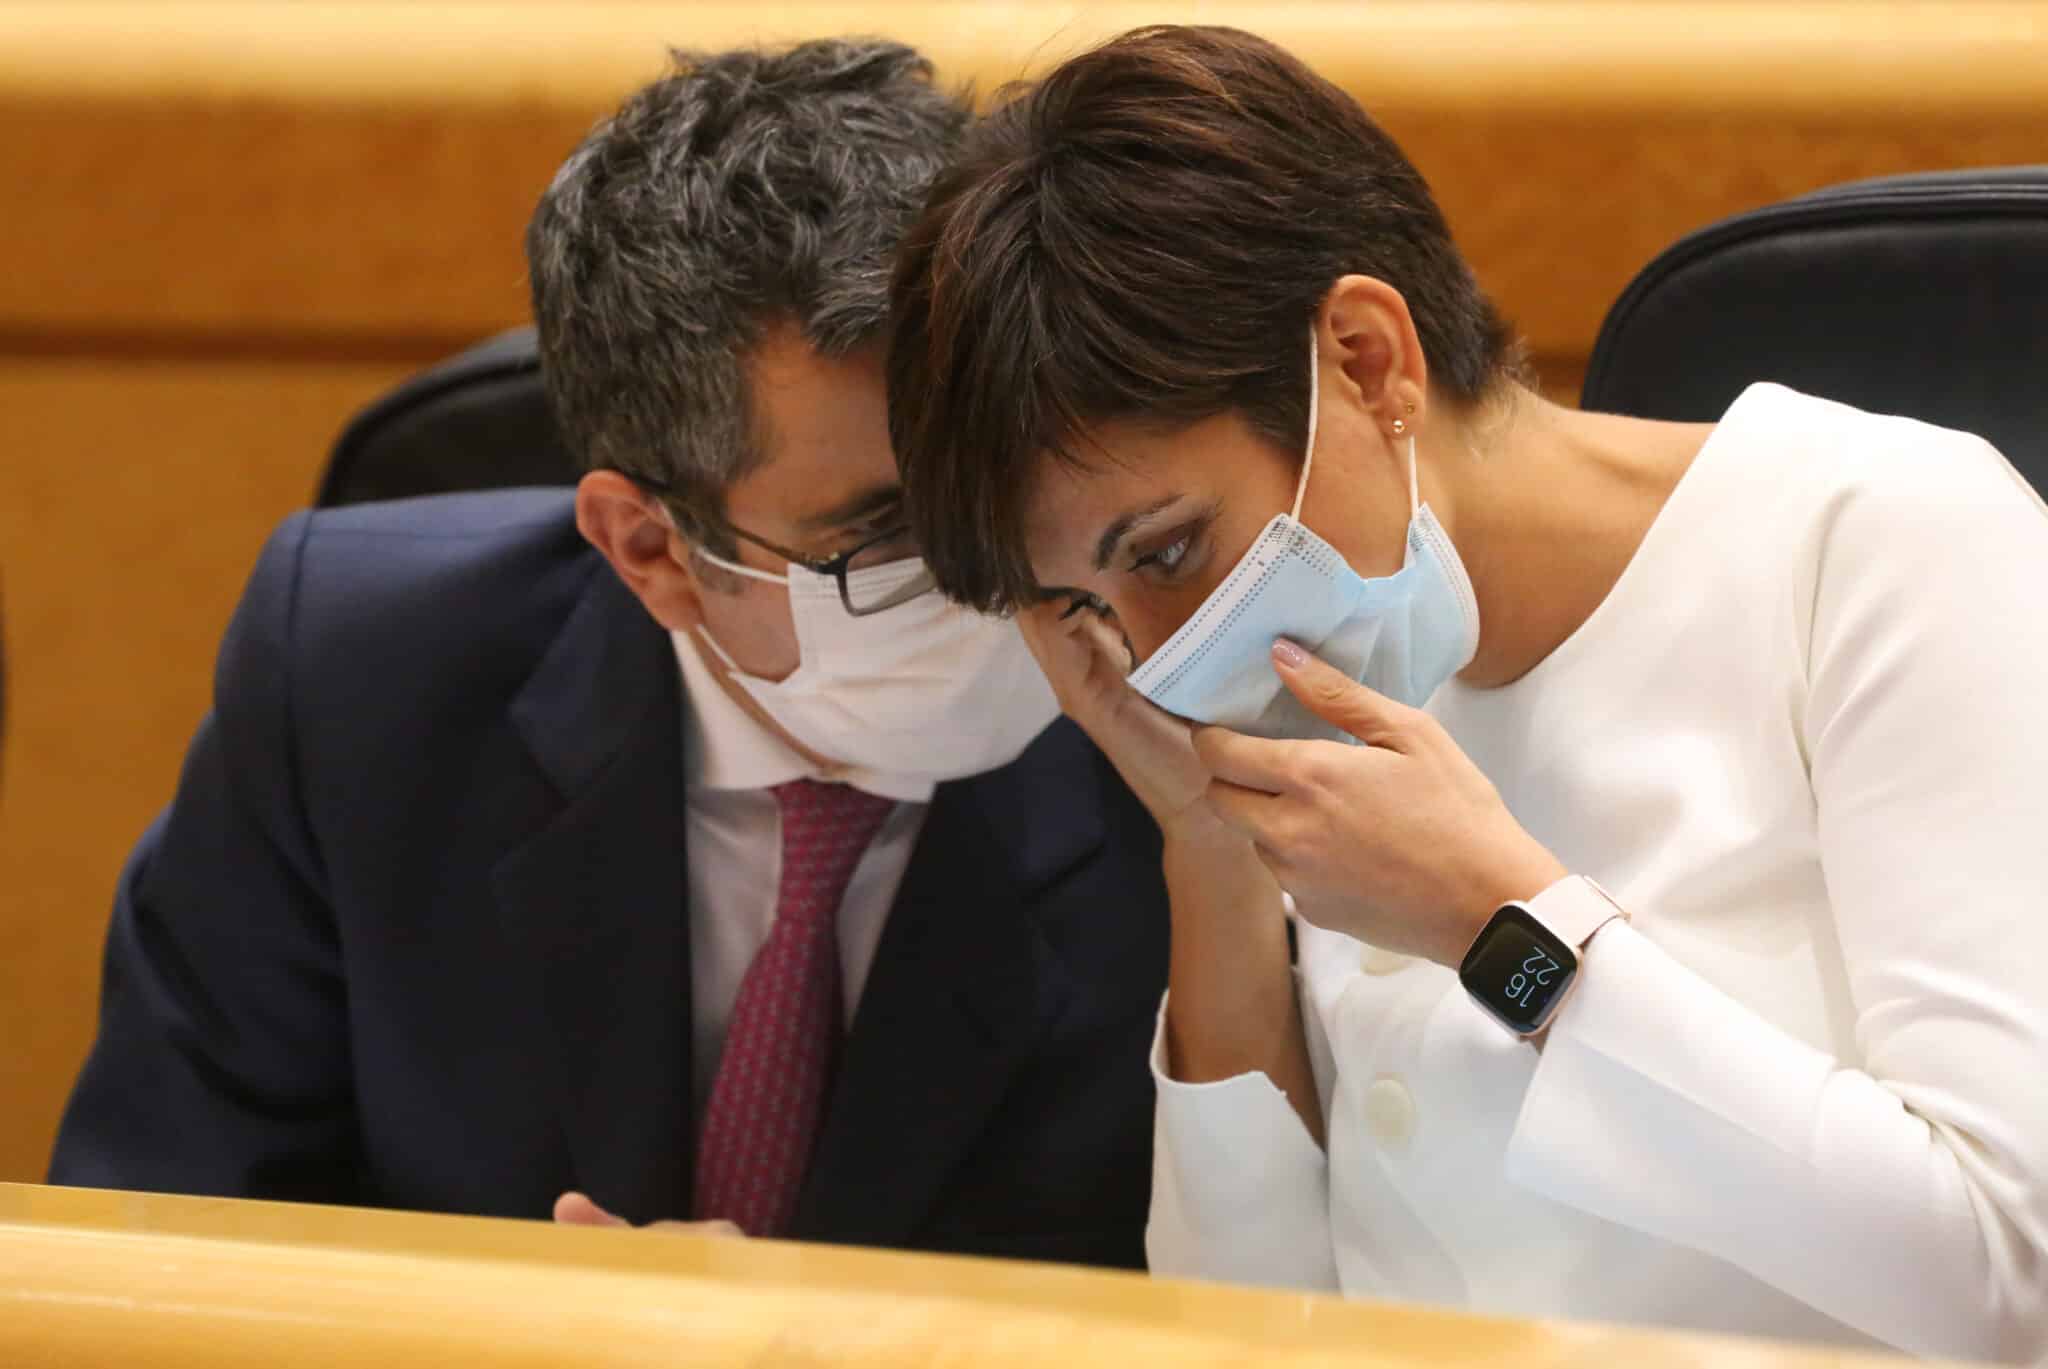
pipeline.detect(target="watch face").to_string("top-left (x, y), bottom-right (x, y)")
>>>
top-left (1459, 904), bottom-right (1576, 1034)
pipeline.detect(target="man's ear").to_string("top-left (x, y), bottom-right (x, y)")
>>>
top-left (574, 471), bottom-right (706, 633)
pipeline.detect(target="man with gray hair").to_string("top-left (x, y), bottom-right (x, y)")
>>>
top-left (51, 40), bottom-right (1168, 1269)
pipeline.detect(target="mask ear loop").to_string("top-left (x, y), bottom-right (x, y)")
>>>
top-left (693, 622), bottom-right (748, 674)
top-left (1290, 327), bottom-right (1320, 522)
top-left (650, 498), bottom-right (788, 585)
top-left (1293, 327), bottom-right (1422, 521)
top-left (693, 544), bottom-right (788, 585)
top-left (648, 498), bottom-right (780, 680)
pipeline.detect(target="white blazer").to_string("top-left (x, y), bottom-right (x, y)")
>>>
top-left (1146, 386), bottom-right (2048, 1364)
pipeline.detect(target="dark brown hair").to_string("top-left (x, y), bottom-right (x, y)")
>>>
top-left (887, 24), bottom-right (1520, 612)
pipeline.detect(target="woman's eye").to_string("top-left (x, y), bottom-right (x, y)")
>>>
top-left (1131, 533), bottom-right (1193, 575)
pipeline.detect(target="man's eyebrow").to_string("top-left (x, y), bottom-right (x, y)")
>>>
top-left (797, 482), bottom-right (904, 533)
top-left (1093, 494), bottom-right (1183, 572)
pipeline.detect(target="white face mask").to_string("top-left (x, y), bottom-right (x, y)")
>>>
top-left (690, 546), bottom-right (1060, 788)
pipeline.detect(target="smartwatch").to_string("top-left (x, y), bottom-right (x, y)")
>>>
top-left (1457, 875), bottom-right (1628, 1037)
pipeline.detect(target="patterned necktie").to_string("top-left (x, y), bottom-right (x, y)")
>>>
top-left (692, 777), bottom-right (896, 1236)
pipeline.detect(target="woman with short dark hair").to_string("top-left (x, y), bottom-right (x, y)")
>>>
top-left (887, 25), bottom-right (2047, 1362)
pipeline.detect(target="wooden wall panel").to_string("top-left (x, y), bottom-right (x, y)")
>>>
top-left (1387, 111), bottom-right (2048, 386)
top-left (0, 360), bottom-right (417, 1183)
top-left (11, 97), bottom-right (2043, 370)
top-left (0, 96), bottom-right (581, 346)
top-left (2, 3), bottom-right (2044, 353)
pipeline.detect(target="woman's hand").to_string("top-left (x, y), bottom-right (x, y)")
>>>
top-left (1195, 640), bottom-right (1567, 966)
top-left (1016, 599), bottom-right (1214, 837)
top-left (1024, 607), bottom-right (1315, 1132)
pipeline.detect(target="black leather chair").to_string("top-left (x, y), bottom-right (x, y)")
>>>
top-left (318, 327), bottom-right (572, 508)
top-left (1580, 167), bottom-right (2048, 487)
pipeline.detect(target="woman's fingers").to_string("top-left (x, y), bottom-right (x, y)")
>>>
top-left (1014, 599), bottom-right (1072, 663)
top-left (1270, 639), bottom-right (1418, 749)
top-left (1073, 609), bottom-right (1135, 676)
top-left (1204, 775), bottom-right (1292, 849)
top-left (1018, 596), bottom-right (1132, 705)
top-left (1191, 725), bottom-right (1307, 794)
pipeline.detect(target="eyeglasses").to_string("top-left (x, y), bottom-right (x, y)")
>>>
top-left (622, 471), bottom-right (938, 617)
top-left (724, 520), bottom-right (937, 617)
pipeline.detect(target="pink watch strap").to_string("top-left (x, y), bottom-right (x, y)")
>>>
top-left (1523, 875), bottom-right (1629, 951)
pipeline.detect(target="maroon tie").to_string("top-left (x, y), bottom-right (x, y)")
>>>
top-left (692, 778), bottom-right (895, 1236)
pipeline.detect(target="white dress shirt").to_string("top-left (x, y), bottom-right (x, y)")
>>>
top-left (670, 630), bottom-right (927, 1116)
top-left (1147, 385), bottom-right (2048, 1364)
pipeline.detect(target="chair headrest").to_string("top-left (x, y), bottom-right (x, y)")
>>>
top-left (1581, 167), bottom-right (2048, 480)
top-left (318, 327), bottom-right (576, 508)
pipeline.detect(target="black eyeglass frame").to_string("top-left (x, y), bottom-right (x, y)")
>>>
top-left (622, 471), bottom-right (936, 618)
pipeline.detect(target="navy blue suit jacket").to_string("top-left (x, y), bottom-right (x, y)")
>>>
top-left (51, 492), bottom-right (1170, 1268)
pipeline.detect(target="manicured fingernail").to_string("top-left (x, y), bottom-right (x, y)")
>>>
top-left (1271, 639), bottom-right (1308, 669)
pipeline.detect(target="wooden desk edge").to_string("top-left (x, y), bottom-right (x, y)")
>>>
top-left (0, 1182), bottom-right (1952, 1367)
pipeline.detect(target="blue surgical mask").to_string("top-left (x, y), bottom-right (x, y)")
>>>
top-left (1126, 330), bottom-right (1481, 743)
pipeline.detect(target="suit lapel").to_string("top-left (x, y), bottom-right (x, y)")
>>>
top-left (491, 563), bottom-right (697, 1223)
top-left (792, 723), bottom-right (1107, 1247)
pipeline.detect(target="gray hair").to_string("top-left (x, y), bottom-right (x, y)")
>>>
top-left (525, 38), bottom-right (970, 552)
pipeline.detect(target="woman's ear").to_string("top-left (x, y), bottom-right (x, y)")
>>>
top-left (1319, 275), bottom-right (1430, 432)
top-left (574, 471), bottom-right (706, 633)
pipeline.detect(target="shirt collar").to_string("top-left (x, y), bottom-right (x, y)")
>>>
top-left (669, 629), bottom-right (934, 803)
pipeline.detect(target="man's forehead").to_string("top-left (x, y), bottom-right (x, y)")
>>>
top-left (795, 480), bottom-right (905, 532)
top-left (729, 331), bottom-right (899, 536)
top-left (723, 458), bottom-right (902, 539)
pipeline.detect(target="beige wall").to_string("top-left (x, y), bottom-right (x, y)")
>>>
top-left (3, 0), bottom-right (2046, 1183)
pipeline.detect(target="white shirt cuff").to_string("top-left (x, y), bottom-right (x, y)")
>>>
top-left (1145, 994), bottom-right (1339, 1289)
top-left (1505, 920), bottom-right (1836, 1215)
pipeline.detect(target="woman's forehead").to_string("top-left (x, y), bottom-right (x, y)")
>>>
top-left (1019, 413), bottom-right (1267, 584)
top-left (1020, 454), bottom-right (1149, 588)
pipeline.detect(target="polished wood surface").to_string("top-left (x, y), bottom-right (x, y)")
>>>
top-left (1, 4), bottom-right (2044, 354)
top-left (0, 1183), bottom-right (1950, 1367)
top-left (4, 2), bottom-right (2043, 112)
top-left (2, 1), bottom-right (2044, 1183)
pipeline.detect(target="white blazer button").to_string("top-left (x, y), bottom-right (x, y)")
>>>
top-left (1363, 1076), bottom-right (1416, 1150)
top-left (1358, 945), bottom-right (1410, 976)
